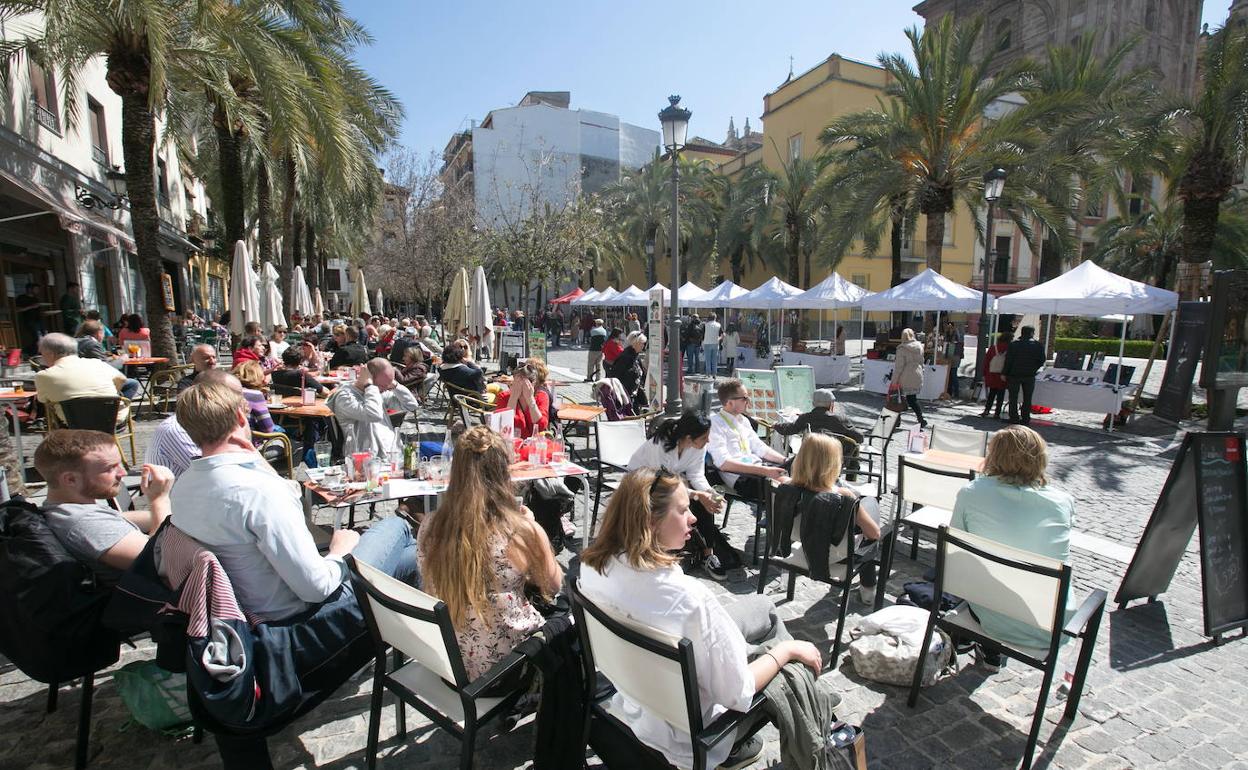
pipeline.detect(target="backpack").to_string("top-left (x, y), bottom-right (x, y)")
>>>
top-left (0, 497), bottom-right (119, 683)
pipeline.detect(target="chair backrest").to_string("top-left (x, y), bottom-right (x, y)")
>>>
top-left (770, 483), bottom-right (853, 565)
top-left (928, 425), bottom-right (989, 457)
top-left (347, 555), bottom-right (467, 686)
top-left (596, 419), bottom-right (649, 468)
top-left (568, 575), bottom-right (698, 735)
top-left (55, 397), bottom-right (122, 433)
top-left (454, 394), bottom-right (492, 429)
top-left (898, 456), bottom-right (975, 510)
top-left (937, 526), bottom-right (1069, 636)
top-left (869, 409), bottom-right (900, 442)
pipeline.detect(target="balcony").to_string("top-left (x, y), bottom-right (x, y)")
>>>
top-left (32, 100), bottom-right (60, 134)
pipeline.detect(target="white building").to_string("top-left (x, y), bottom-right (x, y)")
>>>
top-left (1, 16), bottom-right (207, 351)
top-left (469, 91), bottom-right (658, 227)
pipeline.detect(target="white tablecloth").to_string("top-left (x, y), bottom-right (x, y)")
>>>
top-left (1032, 368), bottom-right (1135, 414)
top-left (862, 359), bottom-right (948, 400)
top-left (780, 352), bottom-right (852, 384)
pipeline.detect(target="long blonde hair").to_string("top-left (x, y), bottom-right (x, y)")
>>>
top-left (232, 360), bottom-right (267, 393)
top-left (983, 425), bottom-right (1048, 487)
top-left (582, 469), bottom-right (683, 573)
top-left (790, 433), bottom-right (843, 492)
top-left (421, 426), bottom-right (550, 628)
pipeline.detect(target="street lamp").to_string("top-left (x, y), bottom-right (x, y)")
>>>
top-left (659, 95), bottom-right (691, 416)
top-left (975, 167), bottom-right (1007, 392)
top-left (75, 165), bottom-right (128, 210)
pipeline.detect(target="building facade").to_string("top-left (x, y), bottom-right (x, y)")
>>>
top-left (1, 19), bottom-right (209, 349)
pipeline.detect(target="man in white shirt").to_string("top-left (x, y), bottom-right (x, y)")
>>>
top-left (702, 313), bottom-right (722, 377)
top-left (707, 378), bottom-right (789, 501)
top-left (34, 333), bottom-right (132, 424)
top-left (325, 358), bottom-right (419, 463)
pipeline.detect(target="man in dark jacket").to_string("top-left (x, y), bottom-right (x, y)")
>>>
top-left (328, 326), bottom-right (368, 369)
top-left (772, 389), bottom-right (864, 474)
top-left (1002, 325), bottom-right (1046, 425)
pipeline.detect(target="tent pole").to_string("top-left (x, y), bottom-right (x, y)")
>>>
top-left (1110, 317), bottom-right (1128, 433)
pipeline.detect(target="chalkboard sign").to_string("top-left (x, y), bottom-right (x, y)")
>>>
top-left (1156, 302), bottom-right (1210, 421)
top-left (1116, 432), bottom-right (1248, 639)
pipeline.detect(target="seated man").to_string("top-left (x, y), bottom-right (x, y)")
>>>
top-left (169, 378), bottom-right (417, 629)
top-left (35, 429), bottom-right (174, 586)
top-left (707, 378), bottom-right (789, 501)
top-left (771, 388), bottom-right (864, 474)
top-left (327, 325), bottom-right (368, 369)
top-left (76, 319), bottom-right (140, 398)
top-left (177, 344), bottom-right (219, 393)
top-left (35, 333), bottom-right (133, 424)
top-left (326, 358), bottom-right (418, 463)
top-left (271, 346), bottom-right (331, 395)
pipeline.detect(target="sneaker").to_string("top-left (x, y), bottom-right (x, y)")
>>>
top-left (704, 554), bottom-right (729, 581)
top-left (977, 646), bottom-right (1005, 672)
top-left (857, 584), bottom-right (877, 605)
top-left (718, 735), bottom-right (763, 770)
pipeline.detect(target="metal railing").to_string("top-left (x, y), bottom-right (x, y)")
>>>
top-left (32, 100), bottom-right (60, 133)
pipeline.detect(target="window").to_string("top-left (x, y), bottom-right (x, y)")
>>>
top-left (993, 236), bottom-right (1012, 284)
top-left (788, 133), bottom-right (802, 161)
top-left (943, 212), bottom-right (955, 247)
top-left (325, 269), bottom-right (342, 292)
top-left (1084, 192), bottom-right (1103, 218)
top-left (852, 274), bottom-right (869, 290)
top-left (156, 158), bottom-right (169, 205)
top-left (88, 98), bottom-right (108, 164)
top-left (28, 58), bottom-right (59, 133)
top-left (995, 19), bottom-right (1012, 52)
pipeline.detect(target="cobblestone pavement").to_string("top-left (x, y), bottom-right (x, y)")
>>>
top-left (2, 347), bottom-right (1246, 769)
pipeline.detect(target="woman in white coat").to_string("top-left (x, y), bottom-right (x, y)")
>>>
top-left (893, 328), bottom-right (927, 428)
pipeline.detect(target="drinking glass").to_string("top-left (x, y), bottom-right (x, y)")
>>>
top-left (314, 441), bottom-right (332, 469)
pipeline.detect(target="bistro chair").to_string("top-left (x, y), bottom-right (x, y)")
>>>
top-left (346, 555), bottom-right (531, 770)
top-left (441, 381), bottom-right (485, 426)
top-left (928, 425), bottom-right (990, 457)
top-left (453, 393), bottom-right (494, 430)
top-left (568, 570), bottom-right (772, 770)
top-left (149, 364), bottom-right (192, 414)
top-left (857, 409), bottom-right (901, 494)
top-left (703, 461), bottom-right (769, 565)
top-left (50, 396), bottom-right (137, 466)
top-left (254, 431), bottom-right (294, 478)
top-left (757, 485), bottom-right (889, 662)
top-left (909, 526), bottom-right (1107, 770)
top-left (590, 419), bottom-right (649, 534)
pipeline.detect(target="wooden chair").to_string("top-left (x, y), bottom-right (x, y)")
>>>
top-left (757, 485), bottom-right (889, 663)
top-left (50, 396), bottom-right (137, 466)
top-left (909, 526), bottom-right (1107, 770)
top-left (568, 569), bottom-right (772, 770)
top-left (928, 425), bottom-right (990, 456)
top-left (149, 364), bottom-right (193, 414)
top-left (453, 393), bottom-right (494, 430)
top-left (346, 555), bottom-right (531, 770)
top-left (254, 431), bottom-right (294, 478)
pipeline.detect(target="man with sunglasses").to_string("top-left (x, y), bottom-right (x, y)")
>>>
top-left (708, 379), bottom-right (789, 501)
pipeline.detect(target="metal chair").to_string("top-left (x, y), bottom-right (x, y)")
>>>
top-left (877, 456), bottom-right (976, 597)
top-left (442, 381), bottom-right (485, 426)
top-left (254, 430), bottom-right (294, 478)
top-left (590, 419), bottom-right (650, 534)
top-left (909, 526), bottom-right (1107, 770)
top-left (568, 568), bottom-right (772, 770)
top-left (346, 555), bottom-right (531, 770)
top-left (453, 393), bottom-right (494, 430)
top-left (149, 364), bottom-right (193, 414)
top-left (50, 396), bottom-right (137, 466)
top-left (857, 409), bottom-right (901, 494)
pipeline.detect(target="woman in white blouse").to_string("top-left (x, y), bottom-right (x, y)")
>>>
top-left (628, 411), bottom-right (732, 579)
top-left (580, 469), bottom-right (822, 770)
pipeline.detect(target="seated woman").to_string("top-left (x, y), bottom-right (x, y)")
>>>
top-left (117, 313), bottom-right (150, 345)
top-left (786, 434), bottom-right (881, 602)
top-left (232, 334), bottom-right (267, 368)
top-left (608, 331), bottom-right (647, 410)
top-left (493, 363), bottom-right (549, 438)
top-left (438, 344), bottom-right (485, 395)
top-left (232, 360), bottom-right (280, 441)
top-left (396, 345), bottom-right (430, 392)
top-left (418, 426), bottom-right (562, 683)
top-left (580, 469), bottom-right (822, 770)
top-left (950, 425), bottom-right (1074, 669)
top-left (627, 411), bottom-right (734, 579)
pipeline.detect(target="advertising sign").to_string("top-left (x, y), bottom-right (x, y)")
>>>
top-left (646, 288), bottom-right (665, 409)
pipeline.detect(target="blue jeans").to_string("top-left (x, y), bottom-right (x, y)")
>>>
top-left (121, 378), bottom-right (140, 399)
top-left (684, 343), bottom-right (701, 373)
top-left (703, 344), bottom-right (719, 376)
top-left (351, 516), bottom-right (420, 586)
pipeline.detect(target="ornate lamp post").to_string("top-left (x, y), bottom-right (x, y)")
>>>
top-left (976, 167), bottom-right (1007, 391)
top-left (75, 166), bottom-right (128, 210)
top-left (659, 95), bottom-right (691, 415)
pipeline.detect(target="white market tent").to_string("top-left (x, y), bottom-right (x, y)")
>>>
top-left (610, 285), bottom-right (650, 307)
top-left (591, 287), bottom-right (620, 304)
top-left (791, 272), bottom-right (873, 346)
top-left (686, 280), bottom-right (749, 308)
top-left (645, 283), bottom-right (670, 302)
top-left (860, 268), bottom-right (994, 313)
top-left (724, 276), bottom-right (803, 309)
top-left (570, 288), bottom-right (601, 305)
top-left (678, 281), bottom-right (708, 303)
top-left (997, 260), bottom-right (1178, 389)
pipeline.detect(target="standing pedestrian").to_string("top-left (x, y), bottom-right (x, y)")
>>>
top-left (702, 312), bottom-right (721, 377)
top-left (943, 321), bottom-right (964, 399)
top-left (1003, 325), bottom-right (1046, 425)
top-left (586, 318), bottom-right (607, 382)
top-left (980, 331), bottom-right (1012, 419)
top-left (894, 328), bottom-right (927, 428)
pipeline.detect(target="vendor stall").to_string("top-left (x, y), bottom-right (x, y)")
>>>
top-left (685, 280), bottom-right (749, 309)
top-left (784, 272), bottom-right (872, 384)
top-left (863, 359), bottom-right (948, 401)
top-left (1032, 368), bottom-right (1138, 413)
top-left (780, 350), bottom-right (852, 384)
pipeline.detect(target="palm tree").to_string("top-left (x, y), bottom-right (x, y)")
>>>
top-left (757, 147), bottom-right (827, 286)
top-left (1175, 24), bottom-right (1248, 299)
top-left (601, 150), bottom-right (669, 286)
top-left (714, 165), bottom-right (771, 285)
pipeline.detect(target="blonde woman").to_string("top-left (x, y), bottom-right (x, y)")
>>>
top-left (950, 425), bottom-right (1075, 669)
top-left (788, 434), bottom-right (882, 602)
top-left (893, 327), bottom-right (927, 428)
top-left (417, 426), bottom-right (562, 683)
top-left (231, 360), bottom-right (278, 438)
top-left (580, 469), bottom-right (821, 770)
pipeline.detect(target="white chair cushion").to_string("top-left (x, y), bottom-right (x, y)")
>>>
top-left (941, 608), bottom-right (1051, 662)
top-left (390, 660), bottom-right (506, 728)
top-left (903, 505), bottom-right (953, 530)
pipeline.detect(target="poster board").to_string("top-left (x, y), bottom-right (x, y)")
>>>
top-left (737, 368), bottom-right (780, 425)
top-left (774, 365), bottom-right (815, 414)
top-left (487, 408), bottom-right (515, 448)
top-left (1202, 269), bottom-right (1248, 390)
top-left (526, 331), bottom-right (547, 362)
top-left (645, 288), bottom-right (664, 410)
top-left (1116, 431), bottom-right (1248, 639)
top-left (161, 273), bottom-right (176, 312)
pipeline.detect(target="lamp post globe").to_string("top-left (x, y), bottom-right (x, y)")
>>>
top-left (659, 96), bottom-right (691, 415)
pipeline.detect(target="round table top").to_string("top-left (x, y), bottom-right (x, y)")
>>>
top-left (0, 390), bottom-right (34, 400)
top-left (124, 357), bottom-right (170, 366)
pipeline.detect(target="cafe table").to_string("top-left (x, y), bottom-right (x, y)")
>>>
top-left (123, 356), bottom-right (169, 416)
top-left (0, 388), bottom-right (36, 479)
top-left (908, 448), bottom-right (986, 473)
top-left (303, 459), bottom-right (592, 532)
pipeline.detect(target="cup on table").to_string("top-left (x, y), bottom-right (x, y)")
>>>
top-left (550, 450), bottom-right (568, 465)
top-left (351, 451), bottom-right (372, 482)
top-left (314, 441), bottom-right (332, 469)
top-left (269, 393), bottom-right (283, 406)
top-left (302, 388), bottom-right (316, 406)
top-left (12, 381), bottom-right (23, 394)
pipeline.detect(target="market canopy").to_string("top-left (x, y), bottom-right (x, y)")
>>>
top-left (589, 287), bottom-right (620, 304)
top-left (571, 287), bottom-right (605, 305)
top-left (860, 268), bottom-right (994, 313)
top-left (677, 281), bottom-right (708, 302)
top-left (550, 286), bottom-right (585, 304)
top-left (995, 260), bottom-right (1178, 317)
top-left (609, 285), bottom-right (649, 306)
top-left (790, 272), bottom-right (872, 309)
top-left (687, 280), bottom-right (749, 308)
top-left (645, 282), bottom-right (670, 301)
top-left (724, 276), bottom-right (804, 309)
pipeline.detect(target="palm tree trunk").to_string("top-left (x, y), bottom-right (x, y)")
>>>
top-left (731, 246), bottom-right (744, 285)
top-left (279, 155), bottom-right (297, 308)
top-left (257, 160), bottom-right (273, 267)
top-left (118, 88), bottom-right (176, 361)
top-left (787, 224), bottom-right (800, 286)
top-left (1178, 195), bottom-right (1220, 300)
top-left (0, 430), bottom-right (26, 496)
top-left (306, 223), bottom-right (319, 295)
top-left (923, 208), bottom-right (947, 272)
top-left (890, 215), bottom-right (904, 287)
top-left (212, 104), bottom-right (246, 247)
top-left (292, 213), bottom-right (303, 268)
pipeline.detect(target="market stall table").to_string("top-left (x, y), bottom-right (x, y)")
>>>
top-left (1032, 368), bottom-right (1137, 415)
top-left (779, 351), bottom-right (851, 384)
top-left (862, 359), bottom-right (948, 401)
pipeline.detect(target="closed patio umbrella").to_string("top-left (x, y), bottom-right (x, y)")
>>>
top-left (290, 266), bottom-right (314, 318)
top-left (444, 267), bottom-right (470, 337)
top-left (228, 240), bottom-right (260, 336)
top-left (349, 269), bottom-right (372, 316)
top-left (469, 265), bottom-right (494, 353)
top-left (258, 261), bottom-right (284, 334)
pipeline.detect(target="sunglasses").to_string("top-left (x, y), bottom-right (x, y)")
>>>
top-left (649, 467), bottom-right (676, 495)
top-left (727, 394), bottom-right (750, 402)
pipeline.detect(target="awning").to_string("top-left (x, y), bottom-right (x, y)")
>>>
top-left (0, 167), bottom-right (136, 252)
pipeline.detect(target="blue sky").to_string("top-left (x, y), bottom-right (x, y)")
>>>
top-left (344, 1), bottom-right (1234, 159)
